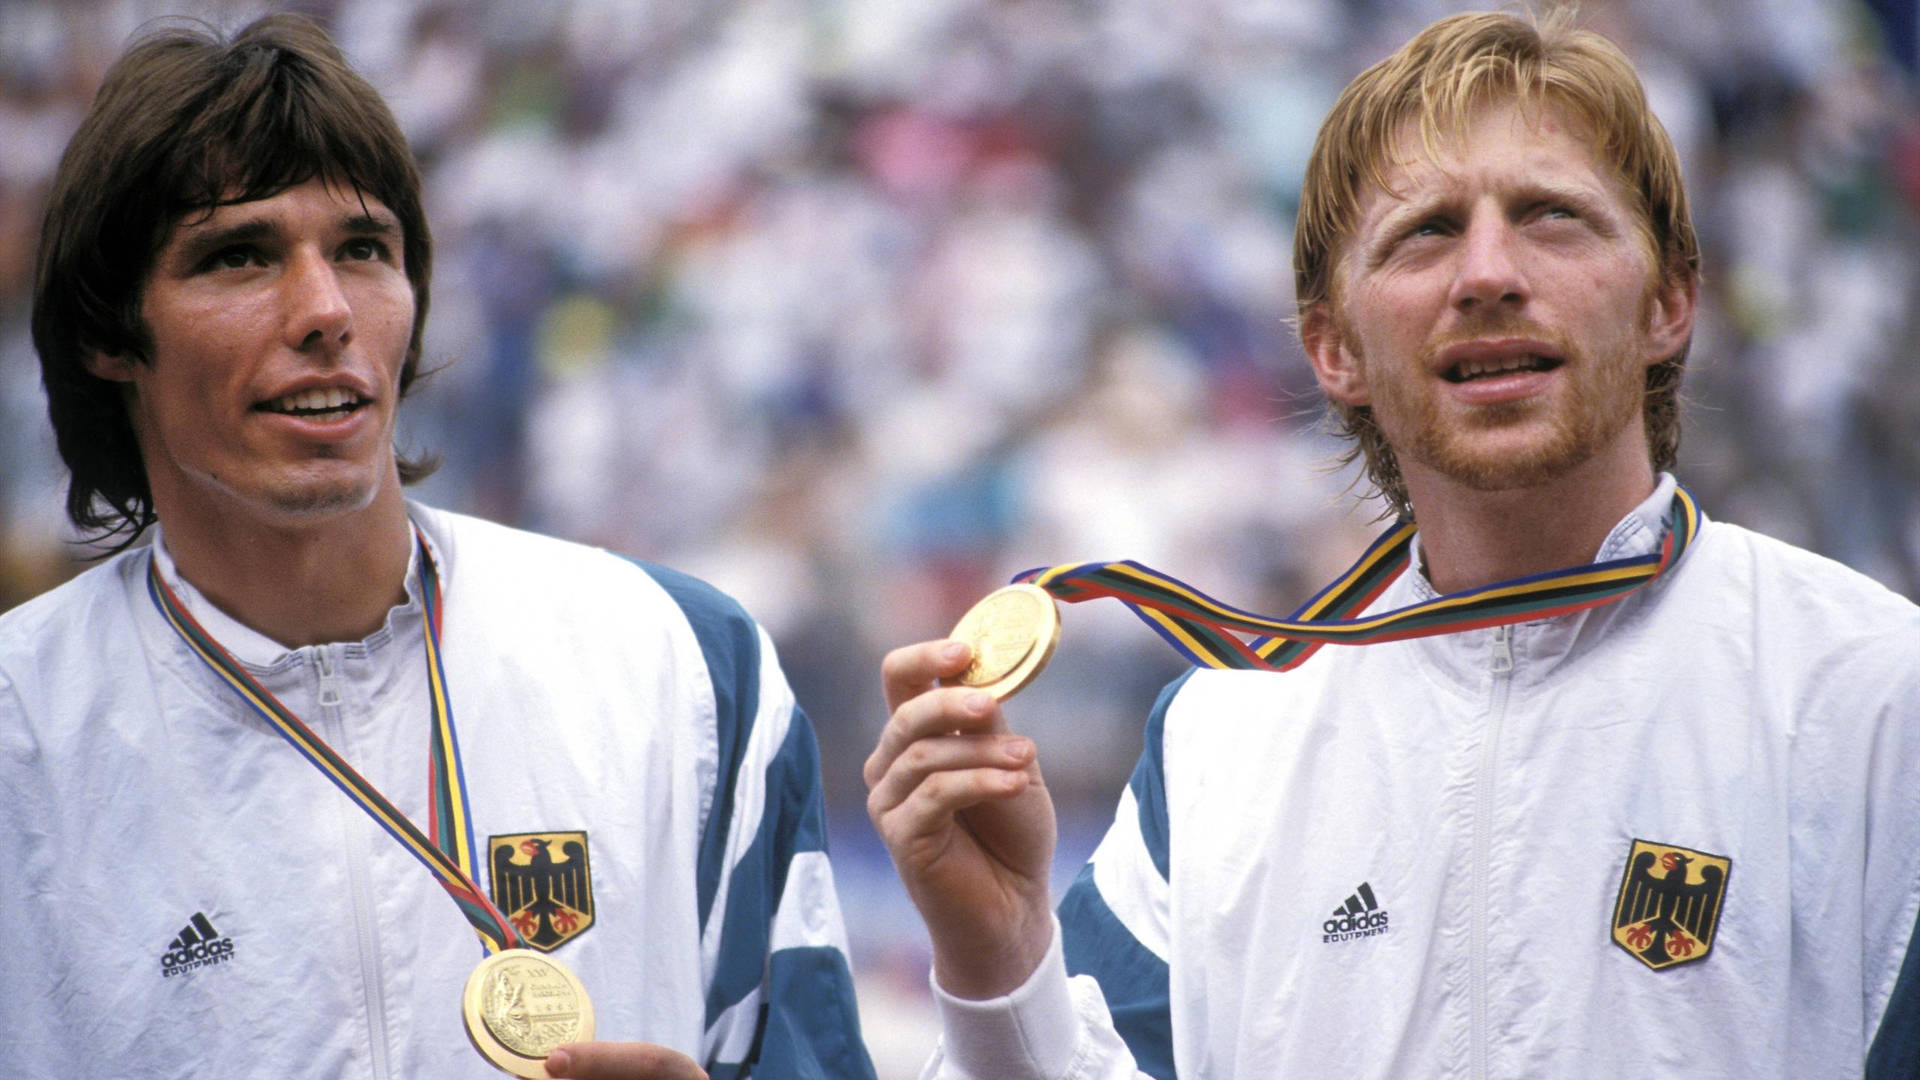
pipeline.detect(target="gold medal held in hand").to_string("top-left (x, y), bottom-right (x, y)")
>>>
top-left (463, 949), bottom-right (596, 1078)
top-left (948, 583), bottom-right (1061, 700)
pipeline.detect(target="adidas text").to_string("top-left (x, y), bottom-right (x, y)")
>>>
top-left (1323, 911), bottom-right (1390, 941)
top-left (160, 913), bottom-right (236, 977)
top-left (1323, 882), bottom-right (1391, 943)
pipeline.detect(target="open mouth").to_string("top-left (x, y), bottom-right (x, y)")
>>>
top-left (257, 387), bottom-right (367, 420)
top-left (1442, 354), bottom-right (1563, 383)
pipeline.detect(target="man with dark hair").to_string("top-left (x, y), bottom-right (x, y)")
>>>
top-left (866, 11), bottom-right (1920, 1078)
top-left (3, 15), bottom-right (874, 1079)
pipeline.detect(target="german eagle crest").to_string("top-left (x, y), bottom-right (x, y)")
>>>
top-left (1611, 839), bottom-right (1730, 970)
top-left (489, 831), bottom-right (594, 951)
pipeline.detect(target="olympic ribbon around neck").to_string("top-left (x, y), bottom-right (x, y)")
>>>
top-left (147, 528), bottom-right (524, 955)
top-left (1015, 487), bottom-right (1700, 672)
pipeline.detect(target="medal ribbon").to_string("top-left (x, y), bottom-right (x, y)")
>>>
top-left (1016, 486), bottom-right (1699, 671)
top-left (147, 529), bottom-right (523, 954)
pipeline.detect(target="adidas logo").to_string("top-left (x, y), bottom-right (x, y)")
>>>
top-left (1322, 882), bottom-right (1390, 943)
top-left (159, 912), bottom-right (235, 977)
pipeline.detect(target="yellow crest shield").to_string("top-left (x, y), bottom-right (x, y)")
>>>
top-left (488, 831), bottom-right (594, 952)
top-left (1611, 839), bottom-right (1730, 970)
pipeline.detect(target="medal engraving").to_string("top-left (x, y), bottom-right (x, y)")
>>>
top-left (948, 584), bottom-right (1061, 700)
top-left (463, 949), bottom-right (596, 1077)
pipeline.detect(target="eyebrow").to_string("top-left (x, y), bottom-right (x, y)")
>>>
top-left (164, 209), bottom-right (401, 271)
top-left (342, 212), bottom-right (399, 238)
top-left (1366, 178), bottom-right (1615, 253)
top-left (166, 219), bottom-right (275, 271)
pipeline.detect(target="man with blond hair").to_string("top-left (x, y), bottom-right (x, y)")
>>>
top-left (866, 11), bottom-right (1919, 1077)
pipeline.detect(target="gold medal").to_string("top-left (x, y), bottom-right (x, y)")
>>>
top-left (462, 949), bottom-right (596, 1078)
top-left (947, 583), bottom-right (1061, 700)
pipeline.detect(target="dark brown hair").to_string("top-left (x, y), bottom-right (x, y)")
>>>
top-left (32, 12), bottom-right (434, 548)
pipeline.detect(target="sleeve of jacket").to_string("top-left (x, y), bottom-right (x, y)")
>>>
top-left (921, 674), bottom-right (1189, 1080)
top-left (1864, 606), bottom-right (1920, 1079)
top-left (643, 563), bottom-right (876, 1080)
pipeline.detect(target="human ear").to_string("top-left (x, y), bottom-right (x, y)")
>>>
top-left (1643, 266), bottom-right (1698, 365)
top-left (84, 350), bottom-right (138, 384)
top-left (1302, 304), bottom-right (1369, 406)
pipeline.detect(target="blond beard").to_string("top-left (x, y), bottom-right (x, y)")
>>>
top-left (1342, 310), bottom-right (1647, 494)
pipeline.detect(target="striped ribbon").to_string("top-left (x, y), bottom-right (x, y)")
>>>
top-left (147, 529), bottom-right (522, 954)
top-left (1016, 487), bottom-right (1699, 672)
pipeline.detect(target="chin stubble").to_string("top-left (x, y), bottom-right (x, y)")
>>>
top-left (1369, 329), bottom-right (1644, 493)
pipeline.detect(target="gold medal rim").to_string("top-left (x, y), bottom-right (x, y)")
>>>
top-left (947, 583), bottom-right (1061, 700)
top-left (461, 948), bottom-right (596, 1078)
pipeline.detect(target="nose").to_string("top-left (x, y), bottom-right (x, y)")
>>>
top-left (282, 247), bottom-right (353, 353)
top-left (1446, 211), bottom-right (1529, 313)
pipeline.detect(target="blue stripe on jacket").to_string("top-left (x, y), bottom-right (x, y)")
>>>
top-left (640, 561), bottom-right (874, 1079)
top-left (1867, 904), bottom-right (1920, 1078)
top-left (1059, 673), bottom-right (1191, 1080)
top-left (1129, 672), bottom-right (1185, 881)
top-left (640, 562), bottom-right (764, 934)
top-left (702, 711), bottom-right (873, 1078)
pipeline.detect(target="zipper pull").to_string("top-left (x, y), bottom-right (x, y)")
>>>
top-left (316, 646), bottom-right (344, 708)
top-left (1490, 624), bottom-right (1514, 674)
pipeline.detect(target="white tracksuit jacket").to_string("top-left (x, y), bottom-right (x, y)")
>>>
top-left (0, 505), bottom-right (874, 1079)
top-left (928, 476), bottom-right (1920, 1079)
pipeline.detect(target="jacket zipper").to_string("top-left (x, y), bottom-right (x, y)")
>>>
top-left (317, 646), bottom-right (395, 1079)
top-left (1471, 624), bottom-right (1515, 1080)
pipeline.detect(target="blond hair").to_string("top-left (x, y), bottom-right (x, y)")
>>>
top-left (1295, 10), bottom-right (1698, 517)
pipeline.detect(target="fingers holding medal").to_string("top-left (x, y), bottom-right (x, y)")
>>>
top-left (945, 583), bottom-right (1060, 701)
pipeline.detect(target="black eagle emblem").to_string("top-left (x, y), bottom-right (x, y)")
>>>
top-left (1611, 839), bottom-right (1730, 970)
top-left (489, 831), bottom-right (594, 951)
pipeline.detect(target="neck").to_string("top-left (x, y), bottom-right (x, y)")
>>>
top-left (158, 489), bottom-right (414, 648)
top-left (1403, 458), bottom-right (1657, 595)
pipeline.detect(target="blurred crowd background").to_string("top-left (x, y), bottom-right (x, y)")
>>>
top-left (3, 0), bottom-right (1917, 1072)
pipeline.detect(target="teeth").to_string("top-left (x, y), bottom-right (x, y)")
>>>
top-left (1455, 354), bottom-right (1548, 379)
top-left (265, 387), bottom-right (360, 413)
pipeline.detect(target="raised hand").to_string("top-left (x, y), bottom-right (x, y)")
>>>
top-left (865, 639), bottom-right (1058, 999)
